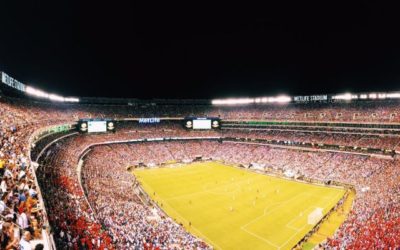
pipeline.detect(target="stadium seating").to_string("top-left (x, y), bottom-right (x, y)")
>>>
top-left (1, 95), bottom-right (400, 249)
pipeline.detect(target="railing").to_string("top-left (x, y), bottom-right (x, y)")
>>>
top-left (28, 122), bottom-right (77, 250)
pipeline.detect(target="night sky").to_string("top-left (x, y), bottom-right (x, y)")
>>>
top-left (1, 2), bottom-right (400, 99)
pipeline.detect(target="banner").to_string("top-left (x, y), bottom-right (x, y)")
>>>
top-left (1, 72), bottom-right (26, 92)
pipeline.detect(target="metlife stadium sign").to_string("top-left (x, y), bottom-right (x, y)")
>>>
top-left (293, 95), bottom-right (328, 102)
top-left (138, 118), bottom-right (161, 124)
top-left (0, 71), bottom-right (79, 102)
top-left (1, 72), bottom-right (26, 92)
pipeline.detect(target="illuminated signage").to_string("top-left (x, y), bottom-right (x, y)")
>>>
top-left (1, 72), bottom-right (26, 92)
top-left (138, 118), bottom-right (161, 123)
top-left (293, 95), bottom-right (328, 102)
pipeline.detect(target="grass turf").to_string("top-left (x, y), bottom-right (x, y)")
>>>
top-left (133, 162), bottom-right (345, 250)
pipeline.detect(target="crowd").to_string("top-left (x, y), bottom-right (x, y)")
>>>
top-left (0, 99), bottom-right (49, 249)
top-left (222, 129), bottom-right (400, 151)
top-left (79, 141), bottom-right (400, 249)
top-left (4, 94), bottom-right (400, 123)
top-left (1, 94), bottom-right (400, 249)
top-left (36, 131), bottom-right (220, 249)
top-left (82, 144), bottom-right (209, 249)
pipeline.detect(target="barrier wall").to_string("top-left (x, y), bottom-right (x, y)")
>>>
top-left (28, 123), bottom-right (77, 250)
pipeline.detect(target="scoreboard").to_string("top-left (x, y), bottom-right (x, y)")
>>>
top-left (88, 120), bottom-right (107, 132)
top-left (193, 119), bottom-right (211, 129)
top-left (184, 117), bottom-right (220, 130)
top-left (78, 119), bottom-right (115, 133)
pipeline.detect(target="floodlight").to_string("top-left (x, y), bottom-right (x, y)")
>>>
top-left (387, 93), bottom-right (400, 98)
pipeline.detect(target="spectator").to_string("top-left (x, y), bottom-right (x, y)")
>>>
top-left (19, 231), bottom-right (32, 250)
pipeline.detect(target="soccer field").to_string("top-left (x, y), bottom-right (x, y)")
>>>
top-left (133, 162), bottom-right (346, 250)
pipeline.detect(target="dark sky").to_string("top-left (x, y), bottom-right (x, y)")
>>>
top-left (1, 2), bottom-right (400, 99)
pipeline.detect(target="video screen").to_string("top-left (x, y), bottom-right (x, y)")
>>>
top-left (192, 119), bottom-right (211, 129)
top-left (88, 121), bottom-right (107, 133)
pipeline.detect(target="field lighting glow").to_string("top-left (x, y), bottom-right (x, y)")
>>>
top-left (332, 93), bottom-right (355, 100)
top-left (213, 91), bottom-right (400, 105)
top-left (4, 71), bottom-right (400, 104)
top-left (26, 86), bottom-right (79, 102)
top-left (386, 93), bottom-right (400, 98)
top-left (212, 95), bottom-right (291, 105)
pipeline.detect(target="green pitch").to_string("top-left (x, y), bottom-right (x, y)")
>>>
top-left (134, 162), bottom-right (345, 250)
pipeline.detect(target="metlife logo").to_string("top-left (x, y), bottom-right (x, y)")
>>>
top-left (138, 118), bottom-right (161, 124)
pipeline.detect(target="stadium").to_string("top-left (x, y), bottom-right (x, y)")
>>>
top-left (1, 71), bottom-right (400, 249)
top-left (2, 3), bottom-right (400, 250)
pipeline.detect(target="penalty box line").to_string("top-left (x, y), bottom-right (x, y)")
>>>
top-left (285, 206), bottom-right (318, 231)
top-left (240, 192), bottom-right (311, 249)
top-left (282, 191), bottom-right (345, 249)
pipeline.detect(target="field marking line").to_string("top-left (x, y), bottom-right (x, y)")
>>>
top-left (138, 165), bottom-right (280, 249)
top-left (282, 190), bottom-right (345, 249)
top-left (240, 226), bottom-right (281, 249)
top-left (240, 190), bottom-right (343, 250)
top-left (239, 193), bottom-right (311, 249)
top-left (279, 223), bottom-right (308, 250)
top-left (139, 178), bottom-right (224, 250)
top-left (137, 164), bottom-right (347, 250)
top-left (158, 196), bottom-right (224, 250)
top-left (241, 192), bottom-right (310, 229)
top-left (285, 206), bottom-right (317, 231)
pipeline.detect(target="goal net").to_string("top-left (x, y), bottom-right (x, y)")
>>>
top-left (307, 208), bottom-right (324, 225)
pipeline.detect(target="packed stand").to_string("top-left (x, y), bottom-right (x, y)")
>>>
top-left (77, 140), bottom-right (400, 249)
top-left (0, 100), bottom-right (47, 249)
top-left (36, 130), bottom-right (217, 249)
top-left (1, 94), bottom-right (400, 249)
